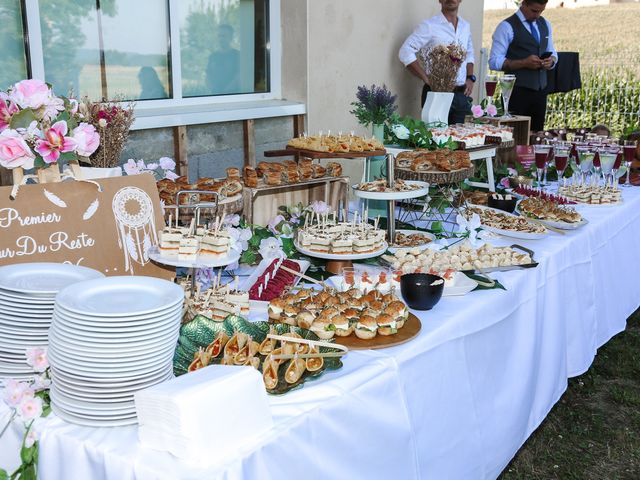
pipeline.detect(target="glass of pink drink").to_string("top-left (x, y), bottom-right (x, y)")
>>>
top-left (485, 75), bottom-right (497, 105)
top-left (622, 140), bottom-right (637, 187)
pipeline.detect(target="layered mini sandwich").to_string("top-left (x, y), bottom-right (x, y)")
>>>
top-left (178, 235), bottom-right (199, 261)
top-left (159, 227), bottom-right (183, 257)
top-left (199, 231), bottom-right (231, 258)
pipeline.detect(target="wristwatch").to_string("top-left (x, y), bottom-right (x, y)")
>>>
top-left (466, 75), bottom-right (477, 83)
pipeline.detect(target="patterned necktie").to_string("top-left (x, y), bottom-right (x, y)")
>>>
top-left (527, 20), bottom-right (540, 44)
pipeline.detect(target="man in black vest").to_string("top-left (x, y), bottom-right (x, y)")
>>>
top-left (489, 0), bottom-right (557, 132)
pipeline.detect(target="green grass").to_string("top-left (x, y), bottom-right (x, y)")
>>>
top-left (483, 5), bottom-right (640, 135)
top-left (498, 309), bottom-right (640, 479)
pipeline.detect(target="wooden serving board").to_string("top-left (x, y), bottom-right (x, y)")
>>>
top-left (333, 313), bottom-right (421, 350)
top-left (264, 147), bottom-right (386, 159)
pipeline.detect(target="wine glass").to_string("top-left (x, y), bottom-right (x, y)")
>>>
top-left (534, 144), bottom-right (551, 189)
top-left (598, 147), bottom-right (617, 188)
top-left (623, 139), bottom-right (637, 187)
top-left (499, 74), bottom-right (516, 118)
top-left (592, 149), bottom-right (602, 186)
top-left (554, 142), bottom-right (570, 187)
top-left (613, 149), bottom-right (623, 189)
top-left (485, 74), bottom-right (497, 105)
top-left (577, 146), bottom-right (594, 185)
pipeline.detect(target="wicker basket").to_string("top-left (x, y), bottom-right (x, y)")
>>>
top-left (395, 164), bottom-right (475, 185)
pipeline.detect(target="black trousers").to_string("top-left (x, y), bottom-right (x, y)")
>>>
top-left (508, 86), bottom-right (548, 132)
top-left (421, 84), bottom-right (471, 125)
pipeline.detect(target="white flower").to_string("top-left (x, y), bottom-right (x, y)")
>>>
top-left (310, 200), bottom-right (331, 215)
top-left (223, 214), bottom-right (240, 227)
top-left (258, 237), bottom-right (284, 260)
top-left (17, 396), bottom-right (43, 422)
top-left (456, 213), bottom-right (491, 247)
top-left (24, 428), bottom-right (38, 448)
top-left (228, 227), bottom-right (252, 253)
top-left (32, 373), bottom-right (51, 391)
top-left (159, 157), bottom-right (176, 170)
top-left (391, 124), bottom-right (410, 140)
top-left (145, 162), bottom-right (159, 170)
top-left (41, 95), bottom-right (65, 122)
top-left (98, 118), bottom-right (107, 128)
top-left (2, 379), bottom-right (34, 408)
top-left (25, 346), bottom-right (48, 372)
top-left (123, 159), bottom-right (142, 176)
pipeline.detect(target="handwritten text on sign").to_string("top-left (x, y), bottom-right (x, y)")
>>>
top-left (0, 175), bottom-right (171, 278)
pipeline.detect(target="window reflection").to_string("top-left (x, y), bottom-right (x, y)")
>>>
top-left (0, 0), bottom-right (28, 89)
top-left (180, 0), bottom-right (269, 97)
top-left (39, 0), bottom-right (170, 101)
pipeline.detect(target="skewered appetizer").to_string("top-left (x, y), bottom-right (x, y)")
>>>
top-left (355, 178), bottom-right (424, 192)
top-left (465, 206), bottom-right (546, 234)
top-left (511, 185), bottom-right (576, 205)
top-left (287, 133), bottom-right (384, 153)
top-left (557, 185), bottom-right (622, 205)
top-left (519, 197), bottom-right (583, 224)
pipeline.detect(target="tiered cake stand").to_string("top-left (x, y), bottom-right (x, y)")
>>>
top-left (352, 154), bottom-right (429, 246)
top-left (148, 247), bottom-right (240, 296)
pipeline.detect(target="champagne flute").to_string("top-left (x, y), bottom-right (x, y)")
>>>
top-left (534, 144), bottom-right (551, 189)
top-left (554, 143), bottom-right (570, 187)
top-left (623, 139), bottom-right (637, 187)
top-left (577, 146), bottom-right (594, 185)
top-left (499, 74), bottom-right (516, 118)
top-left (592, 149), bottom-right (602, 187)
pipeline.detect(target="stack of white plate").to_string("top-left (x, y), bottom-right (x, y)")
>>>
top-left (48, 276), bottom-right (184, 427)
top-left (0, 263), bottom-right (104, 381)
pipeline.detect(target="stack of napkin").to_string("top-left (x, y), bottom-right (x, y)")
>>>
top-left (135, 365), bottom-right (273, 463)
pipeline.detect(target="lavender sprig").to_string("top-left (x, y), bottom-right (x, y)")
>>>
top-left (350, 84), bottom-right (398, 127)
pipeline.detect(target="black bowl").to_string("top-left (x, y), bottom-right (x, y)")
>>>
top-left (400, 273), bottom-right (444, 311)
top-left (488, 195), bottom-right (518, 213)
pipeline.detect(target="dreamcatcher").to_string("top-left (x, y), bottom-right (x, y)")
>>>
top-left (111, 186), bottom-right (158, 274)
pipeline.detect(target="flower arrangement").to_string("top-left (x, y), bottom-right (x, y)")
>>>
top-left (350, 84), bottom-right (398, 127)
top-left (419, 43), bottom-right (466, 92)
top-left (122, 156), bottom-right (179, 181)
top-left (79, 98), bottom-right (135, 168)
top-left (385, 114), bottom-right (458, 150)
top-left (0, 79), bottom-right (100, 171)
top-left (1, 347), bottom-right (51, 480)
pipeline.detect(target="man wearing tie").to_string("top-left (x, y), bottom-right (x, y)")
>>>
top-left (489, 0), bottom-right (557, 132)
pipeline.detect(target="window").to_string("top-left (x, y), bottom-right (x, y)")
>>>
top-left (179, 0), bottom-right (270, 97)
top-left (39, 0), bottom-right (171, 101)
top-left (0, 0), bottom-right (29, 89)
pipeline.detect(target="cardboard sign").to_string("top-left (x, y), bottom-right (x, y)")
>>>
top-left (0, 174), bottom-right (172, 279)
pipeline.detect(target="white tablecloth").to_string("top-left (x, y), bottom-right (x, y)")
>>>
top-left (2, 187), bottom-right (640, 479)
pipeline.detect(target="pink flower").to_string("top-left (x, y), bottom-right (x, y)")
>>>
top-left (35, 121), bottom-right (77, 164)
top-left (72, 122), bottom-right (100, 157)
top-left (24, 428), bottom-right (38, 448)
top-left (499, 177), bottom-right (511, 189)
top-left (25, 346), bottom-right (49, 373)
top-left (310, 200), bottom-right (331, 215)
top-left (32, 373), bottom-right (51, 391)
top-left (486, 104), bottom-right (498, 117)
top-left (164, 170), bottom-right (179, 181)
top-left (9, 79), bottom-right (51, 110)
top-left (267, 214), bottom-right (286, 235)
top-left (3, 379), bottom-right (34, 408)
top-left (41, 96), bottom-right (65, 122)
top-left (18, 396), bottom-right (43, 422)
top-left (159, 157), bottom-right (176, 170)
top-left (0, 129), bottom-right (35, 169)
top-left (0, 93), bottom-right (19, 131)
top-left (471, 105), bottom-right (484, 118)
top-left (123, 158), bottom-right (142, 175)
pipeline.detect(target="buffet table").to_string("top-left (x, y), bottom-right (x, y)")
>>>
top-left (3, 187), bottom-right (640, 480)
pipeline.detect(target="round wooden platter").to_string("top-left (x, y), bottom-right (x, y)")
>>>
top-left (333, 313), bottom-right (421, 350)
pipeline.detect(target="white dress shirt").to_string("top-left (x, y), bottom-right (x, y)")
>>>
top-left (489, 9), bottom-right (558, 71)
top-left (398, 13), bottom-right (475, 87)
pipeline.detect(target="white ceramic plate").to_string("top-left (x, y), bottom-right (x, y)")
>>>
top-left (50, 363), bottom-right (172, 386)
top-left (515, 206), bottom-right (589, 230)
top-left (51, 313), bottom-right (180, 338)
top-left (0, 307), bottom-right (53, 318)
top-left (352, 180), bottom-right (430, 200)
top-left (0, 324), bottom-right (49, 336)
top-left (52, 302), bottom-right (183, 326)
top-left (52, 387), bottom-right (136, 411)
top-left (51, 404), bottom-right (137, 427)
top-left (55, 276), bottom-right (184, 316)
top-left (51, 371), bottom-right (173, 394)
top-left (467, 205), bottom-right (549, 240)
top-left (0, 314), bottom-right (51, 325)
top-left (48, 347), bottom-right (175, 373)
top-left (0, 263), bottom-right (104, 295)
top-left (294, 241), bottom-right (388, 261)
top-left (47, 332), bottom-right (178, 358)
top-left (0, 299), bottom-right (55, 310)
top-left (49, 329), bottom-right (178, 353)
top-left (148, 246), bottom-right (241, 269)
top-left (387, 230), bottom-right (437, 254)
top-left (0, 290), bottom-right (56, 303)
top-left (50, 359), bottom-right (173, 381)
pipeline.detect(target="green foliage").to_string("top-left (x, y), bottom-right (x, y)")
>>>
top-left (9, 110), bottom-right (37, 130)
top-left (384, 114), bottom-right (457, 150)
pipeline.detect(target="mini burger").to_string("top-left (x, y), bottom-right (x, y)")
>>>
top-left (332, 315), bottom-right (353, 337)
top-left (342, 308), bottom-right (359, 322)
top-left (268, 298), bottom-right (286, 321)
top-left (385, 301), bottom-right (409, 328)
top-left (368, 300), bottom-right (385, 315)
top-left (376, 314), bottom-right (398, 336)
top-left (282, 305), bottom-right (300, 326)
top-left (346, 288), bottom-right (363, 299)
top-left (355, 315), bottom-right (378, 340)
top-left (310, 317), bottom-right (335, 340)
top-left (295, 311), bottom-right (316, 330)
